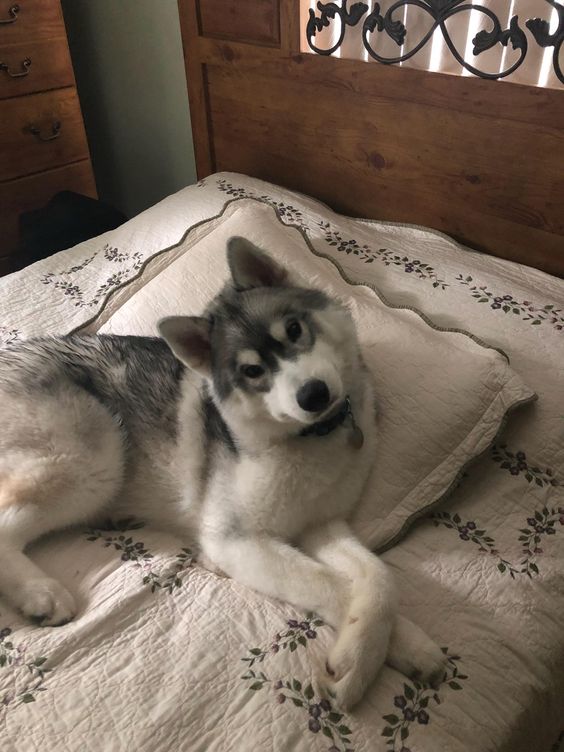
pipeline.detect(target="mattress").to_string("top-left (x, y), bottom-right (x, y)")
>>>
top-left (0, 173), bottom-right (563, 752)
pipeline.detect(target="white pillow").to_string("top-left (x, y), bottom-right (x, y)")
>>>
top-left (98, 201), bottom-right (535, 552)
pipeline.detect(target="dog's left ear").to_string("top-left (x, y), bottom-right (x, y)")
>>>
top-left (158, 316), bottom-right (211, 376)
top-left (227, 236), bottom-right (288, 291)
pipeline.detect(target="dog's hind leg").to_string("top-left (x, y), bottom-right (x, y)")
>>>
top-left (0, 390), bottom-right (124, 625)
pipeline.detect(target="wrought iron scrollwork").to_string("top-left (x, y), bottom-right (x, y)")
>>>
top-left (306, 0), bottom-right (564, 84)
top-left (306, 1), bottom-right (369, 55)
top-left (526, 0), bottom-right (564, 83)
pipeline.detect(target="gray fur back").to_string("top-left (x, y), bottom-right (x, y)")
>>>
top-left (0, 335), bottom-right (185, 440)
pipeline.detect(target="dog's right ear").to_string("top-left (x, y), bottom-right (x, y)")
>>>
top-left (227, 236), bottom-right (288, 291)
top-left (158, 316), bottom-right (211, 376)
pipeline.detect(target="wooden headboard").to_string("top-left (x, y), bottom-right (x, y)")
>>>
top-left (178, 0), bottom-right (564, 278)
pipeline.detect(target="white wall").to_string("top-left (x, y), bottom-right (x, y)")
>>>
top-left (62, 0), bottom-right (196, 218)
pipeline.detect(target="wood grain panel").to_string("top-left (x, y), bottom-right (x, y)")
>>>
top-left (0, 87), bottom-right (89, 182)
top-left (0, 0), bottom-right (66, 45)
top-left (0, 159), bottom-right (96, 258)
top-left (178, 0), bottom-right (564, 277)
top-left (178, 0), bottom-right (214, 176)
top-left (207, 65), bottom-right (564, 234)
top-left (198, 0), bottom-right (280, 46)
top-left (196, 37), bottom-right (562, 130)
top-left (0, 36), bottom-right (74, 99)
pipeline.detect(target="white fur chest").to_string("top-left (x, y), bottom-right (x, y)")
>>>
top-left (202, 417), bottom-right (376, 542)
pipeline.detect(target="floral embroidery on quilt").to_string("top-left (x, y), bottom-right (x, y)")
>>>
top-left (216, 178), bottom-right (450, 289)
top-left (83, 519), bottom-right (194, 594)
top-left (41, 244), bottom-right (143, 309)
top-left (0, 627), bottom-right (51, 710)
top-left (217, 179), bottom-right (309, 229)
top-left (242, 615), bottom-right (323, 667)
top-left (432, 505), bottom-right (564, 578)
top-left (456, 275), bottom-right (564, 331)
top-left (380, 651), bottom-right (467, 752)
top-left (241, 615), bottom-right (355, 751)
top-left (261, 199), bottom-right (306, 228)
top-left (241, 617), bottom-right (465, 751)
top-left (317, 223), bottom-right (449, 289)
top-left (492, 444), bottom-right (560, 487)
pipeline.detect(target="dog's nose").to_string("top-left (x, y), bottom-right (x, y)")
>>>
top-left (297, 379), bottom-right (330, 412)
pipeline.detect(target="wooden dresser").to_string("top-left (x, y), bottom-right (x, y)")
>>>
top-left (0, 0), bottom-right (96, 275)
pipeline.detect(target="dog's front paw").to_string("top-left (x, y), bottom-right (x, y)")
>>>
top-left (386, 616), bottom-right (448, 688)
top-left (19, 579), bottom-right (77, 627)
top-left (317, 611), bottom-right (390, 710)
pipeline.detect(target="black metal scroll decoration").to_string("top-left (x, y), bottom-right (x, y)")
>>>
top-left (526, 0), bottom-right (564, 83)
top-left (306, 1), bottom-right (369, 55)
top-left (306, 0), bottom-right (564, 84)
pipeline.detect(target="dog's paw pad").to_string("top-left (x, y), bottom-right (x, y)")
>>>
top-left (20, 580), bottom-right (76, 627)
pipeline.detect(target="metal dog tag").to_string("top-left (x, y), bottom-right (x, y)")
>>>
top-left (349, 424), bottom-right (364, 449)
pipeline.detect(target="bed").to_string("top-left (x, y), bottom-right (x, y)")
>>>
top-left (1, 2), bottom-right (563, 751)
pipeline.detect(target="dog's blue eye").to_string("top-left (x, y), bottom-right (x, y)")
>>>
top-left (286, 320), bottom-right (302, 342)
top-left (242, 365), bottom-right (264, 379)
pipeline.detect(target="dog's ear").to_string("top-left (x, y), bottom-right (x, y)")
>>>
top-left (158, 316), bottom-right (211, 376)
top-left (227, 237), bottom-right (288, 291)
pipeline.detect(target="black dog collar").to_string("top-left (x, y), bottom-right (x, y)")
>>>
top-left (300, 397), bottom-right (364, 449)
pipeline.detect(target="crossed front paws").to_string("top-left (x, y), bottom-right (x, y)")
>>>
top-left (317, 613), bottom-right (448, 710)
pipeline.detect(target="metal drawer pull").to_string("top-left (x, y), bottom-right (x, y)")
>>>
top-left (0, 57), bottom-right (31, 77)
top-left (28, 121), bottom-right (61, 142)
top-left (0, 3), bottom-right (19, 24)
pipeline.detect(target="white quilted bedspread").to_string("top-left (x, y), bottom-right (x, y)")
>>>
top-left (0, 174), bottom-right (563, 752)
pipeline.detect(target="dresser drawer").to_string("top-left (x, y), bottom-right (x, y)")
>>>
top-left (0, 87), bottom-right (90, 181)
top-left (0, 0), bottom-right (66, 45)
top-left (0, 36), bottom-right (74, 98)
top-left (0, 159), bottom-right (96, 258)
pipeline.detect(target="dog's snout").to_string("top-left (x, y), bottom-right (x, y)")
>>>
top-left (297, 379), bottom-right (330, 413)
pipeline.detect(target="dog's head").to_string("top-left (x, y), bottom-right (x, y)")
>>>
top-left (159, 237), bottom-right (360, 436)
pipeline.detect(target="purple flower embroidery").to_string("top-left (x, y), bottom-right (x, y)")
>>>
top-left (319, 222), bottom-right (448, 288)
top-left (382, 654), bottom-right (468, 749)
top-left (417, 709), bottom-right (430, 724)
top-left (456, 276), bottom-right (564, 331)
top-left (492, 445), bottom-right (560, 487)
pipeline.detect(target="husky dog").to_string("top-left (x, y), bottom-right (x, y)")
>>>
top-left (0, 238), bottom-right (446, 708)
